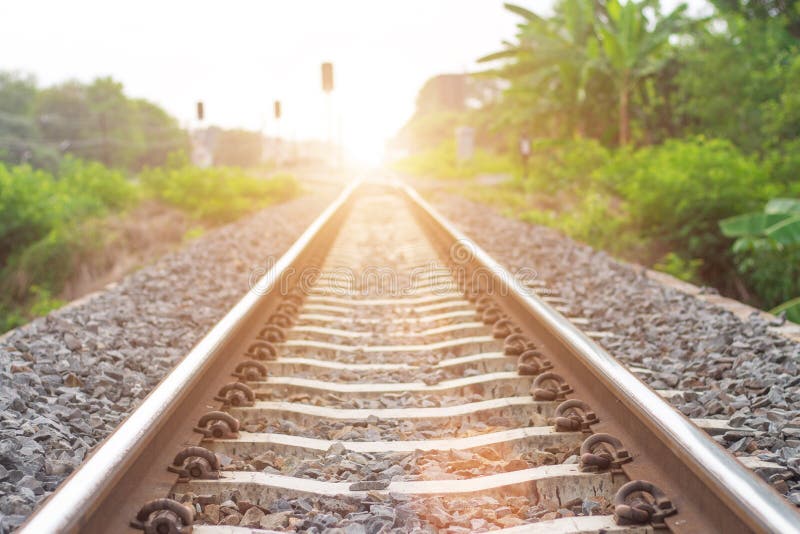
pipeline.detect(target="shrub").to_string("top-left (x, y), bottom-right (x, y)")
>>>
top-left (140, 162), bottom-right (299, 224)
top-left (0, 163), bottom-right (57, 261)
top-left (393, 140), bottom-right (514, 180)
top-left (0, 157), bottom-right (136, 264)
top-left (597, 137), bottom-right (774, 278)
top-left (720, 198), bottom-right (800, 321)
top-left (520, 190), bottom-right (637, 256)
top-left (0, 158), bottom-right (137, 329)
top-left (56, 157), bottom-right (138, 216)
top-left (521, 138), bottom-right (611, 194)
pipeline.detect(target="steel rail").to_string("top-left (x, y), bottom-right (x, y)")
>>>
top-left (401, 181), bottom-right (800, 534)
top-left (19, 180), bottom-right (361, 534)
top-left (17, 178), bottom-right (800, 533)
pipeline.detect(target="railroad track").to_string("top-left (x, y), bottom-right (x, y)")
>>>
top-left (19, 181), bottom-right (800, 533)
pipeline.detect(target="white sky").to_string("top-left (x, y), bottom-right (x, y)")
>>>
top-left (1, 0), bottom-right (709, 163)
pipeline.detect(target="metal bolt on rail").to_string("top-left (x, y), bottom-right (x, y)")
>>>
top-left (131, 499), bottom-right (193, 534)
top-left (267, 311), bottom-right (294, 328)
top-left (614, 480), bottom-right (677, 527)
top-left (475, 295), bottom-right (493, 313)
top-left (482, 307), bottom-right (504, 326)
top-left (257, 324), bottom-right (286, 343)
top-left (554, 399), bottom-right (598, 432)
top-left (214, 382), bottom-right (255, 407)
top-left (276, 301), bottom-right (299, 316)
top-left (531, 371), bottom-right (572, 400)
top-left (579, 433), bottom-right (632, 473)
top-left (503, 332), bottom-right (532, 356)
top-left (168, 446), bottom-right (220, 481)
top-left (517, 349), bottom-right (552, 375)
top-left (490, 316), bottom-right (515, 336)
top-left (233, 360), bottom-right (268, 381)
top-left (194, 411), bottom-right (240, 439)
top-left (244, 340), bottom-right (277, 361)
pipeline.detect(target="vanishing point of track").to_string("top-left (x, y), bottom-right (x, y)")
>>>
top-left (19, 181), bottom-right (800, 533)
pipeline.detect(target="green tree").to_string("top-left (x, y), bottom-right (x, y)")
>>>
top-left (480, 1), bottom-right (610, 138)
top-left (676, 16), bottom-right (799, 154)
top-left (595, 0), bottom-right (690, 145)
top-left (711, 0), bottom-right (800, 37)
top-left (31, 76), bottom-right (188, 170)
top-left (0, 73), bottom-right (59, 168)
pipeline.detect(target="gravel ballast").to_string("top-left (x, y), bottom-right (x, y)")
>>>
top-left (431, 192), bottom-right (800, 502)
top-left (0, 192), bottom-right (334, 532)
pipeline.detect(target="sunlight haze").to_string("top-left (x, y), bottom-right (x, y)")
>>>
top-left (2, 0), bottom-right (708, 163)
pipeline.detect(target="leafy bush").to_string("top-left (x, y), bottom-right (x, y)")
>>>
top-left (0, 158), bottom-right (137, 324)
top-left (720, 198), bottom-right (800, 322)
top-left (520, 189), bottom-right (638, 256)
top-left (393, 140), bottom-right (514, 180)
top-left (56, 157), bottom-right (138, 215)
top-left (653, 252), bottom-right (703, 284)
top-left (597, 137), bottom-right (774, 278)
top-left (140, 156), bottom-right (298, 224)
top-left (0, 157), bottom-right (136, 263)
top-left (521, 138), bottom-right (611, 194)
top-left (0, 163), bottom-right (57, 261)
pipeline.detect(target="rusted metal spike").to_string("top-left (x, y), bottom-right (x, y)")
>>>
top-left (233, 360), bottom-right (268, 381)
top-left (168, 446), bottom-right (220, 481)
top-left (257, 325), bottom-right (286, 343)
top-left (487, 313), bottom-right (509, 331)
top-left (517, 349), bottom-right (551, 376)
top-left (194, 411), bottom-right (240, 439)
top-left (276, 301), bottom-right (299, 316)
top-left (245, 341), bottom-right (277, 361)
top-left (475, 295), bottom-right (493, 313)
top-left (283, 293), bottom-right (304, 307)
top-left (531, 371), bottom-right (572, 400)
top-left (579, 433), bottom-right (632, 473)
top-left (130, 498), bottom-right (193, 534)
top-left (267, 312), bottom-right (294, 328)
top-left (553, 399), bottom-right (598, 432)
top-left (504, 333), bottom-right (532, 356)
top-left (614, 480), bottom-right (677, 527)
top-left (214, 382), bottom-right (255, 407)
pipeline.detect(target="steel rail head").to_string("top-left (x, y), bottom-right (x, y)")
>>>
top-left (19, 179), bottom-right (362, 534)
top-left (399, 181), bottom-right (800, 534)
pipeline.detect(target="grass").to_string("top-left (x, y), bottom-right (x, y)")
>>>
top-left (0, 154), bottom-right (300, 332)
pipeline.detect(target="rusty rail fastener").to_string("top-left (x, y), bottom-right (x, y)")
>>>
top-left (284, 288), bottom-right (305, 305)
top-left (245, 341), bottom-right (277, 361)
top-left (168, 446), bottom-right (220, 481)
top-left (276, 303), bottom-right (299, 317)
top-left (214, 382), bottom-right (255, 407)
top-left (553, 399), bottom-right (598, 431)
top-left (233, 360), bottom-right (268, 381)
top-left (614, 480), bottom-right (677, 527)
top-left (475, 295), bottom-right (493, 313)
top-left (194, 411), bottom-right (240, 439)
top-left (488, 315), bottom-right (512, 334)
top-left (131, 498), bottom-right (193, 534)
top-left (518, 349), bottom-right (552, 376)
top-left (257, 325), bottom-right (286, 343)
top-left (531, 372), bottom-right (572, 400)
top-left (267, 312), bottom-right (294, 328)
top-left (504, 333), bottom-right (533, 356)
top-left (579, 433), bottom-right (632, 473)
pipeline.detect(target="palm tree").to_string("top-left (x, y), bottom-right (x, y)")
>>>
top-left (479, 1), bottom-right (602, 137)
top-left (595, 0), bottom-right (690, 145)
